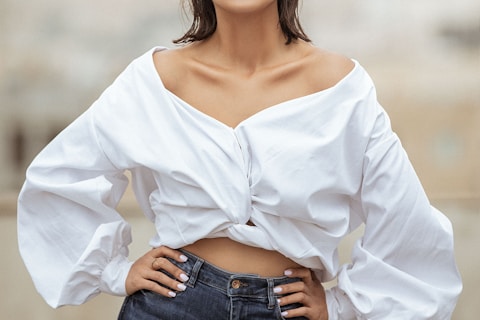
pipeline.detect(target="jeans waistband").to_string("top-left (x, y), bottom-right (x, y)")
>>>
top-left (169, 249), bottom-right (299, 308)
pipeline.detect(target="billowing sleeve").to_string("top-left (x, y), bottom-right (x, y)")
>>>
top-left (325, 101), bottom-right (462, 319)
top-left (17, 72), bottom-right (135, 308)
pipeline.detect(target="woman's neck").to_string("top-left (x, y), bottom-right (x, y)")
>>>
top-left (198, 3), bottom-right (291, 75)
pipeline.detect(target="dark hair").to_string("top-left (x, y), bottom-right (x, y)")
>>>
top-left (174, 0), bottom-right (311, 45)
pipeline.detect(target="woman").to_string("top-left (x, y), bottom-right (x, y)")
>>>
top-left (18, 1), bottom-right (462, 319)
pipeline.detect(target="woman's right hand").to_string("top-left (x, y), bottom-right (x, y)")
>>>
top-left (125, 246), bottom-right (190, 297)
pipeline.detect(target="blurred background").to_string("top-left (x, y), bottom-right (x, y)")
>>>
top-left (1, 0), bottom-right (478, 319)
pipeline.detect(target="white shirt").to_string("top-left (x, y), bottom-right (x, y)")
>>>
top-left (18, 47), bottom-right (462, 318)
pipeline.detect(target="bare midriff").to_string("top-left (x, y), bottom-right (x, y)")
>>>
top-left (182, 237), bottom-right (302, 277)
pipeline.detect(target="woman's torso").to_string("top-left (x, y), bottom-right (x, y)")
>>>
top-left (152, 42), bottom-right (355, 276)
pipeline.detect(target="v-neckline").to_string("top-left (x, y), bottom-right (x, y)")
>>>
top-left (149, 47), bottom-right (358, 131)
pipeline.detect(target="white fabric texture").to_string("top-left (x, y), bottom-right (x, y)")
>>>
top-left (18, 47), bottom-right (462, 317)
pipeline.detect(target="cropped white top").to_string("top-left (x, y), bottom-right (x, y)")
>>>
top-left (18, 47), bottom-right (462, 318)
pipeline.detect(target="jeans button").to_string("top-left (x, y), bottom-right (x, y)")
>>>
top-left (231, 279), bottom-right (241, 289)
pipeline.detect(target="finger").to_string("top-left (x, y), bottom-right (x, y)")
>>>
top-left (151, 257), bottom-right (190, 283)
top-left (141, 278), bottom-right (180, 298)
top-left (284, 268), bottom-right (313, 282)
top-left (281, 306), bottom-right (310, 319)
top-left (150, 246), bottom-right (189, 263)
top-left (277, 292), bottom-right (307, 307)
top-left (148, 269), bottom-right (188, 293)
top-left (274, 281), bottom-right (305, 295)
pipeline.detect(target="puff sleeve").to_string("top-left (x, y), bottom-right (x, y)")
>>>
top-left (325, 101), bottom-right (462, 319)
top-left (17, 73), bottom-right (135, 308)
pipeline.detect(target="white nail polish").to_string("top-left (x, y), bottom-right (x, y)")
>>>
top-left (281, 311), bottom-right (288, 317)
top-left (273, 287), bottom-right (282, 293)
top-left (168, 291), bottom-right (176, 297)
top-left (284, 270), bottom-right (292, 276)
top-left (180, 273), bottom-right (189, 282)
top-left (180, 255), bottom-right (188, 262)
top-left (177, 283), bottom-right (187, 291)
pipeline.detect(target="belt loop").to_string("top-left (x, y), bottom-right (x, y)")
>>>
top-left (267, 278), bottom-right (275, 309)
top-left (187, 257), bottom-right (204, 287)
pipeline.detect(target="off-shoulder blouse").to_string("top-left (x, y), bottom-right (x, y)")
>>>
top-left (18, 46), bottom-right (462, 318)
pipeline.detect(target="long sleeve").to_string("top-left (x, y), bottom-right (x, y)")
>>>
top-left (325, 102), bottom-right (462, 319)
top-left (17, 93), bottom-right (134, 308)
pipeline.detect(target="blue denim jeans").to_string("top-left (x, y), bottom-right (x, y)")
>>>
top-left (118, 249), bottom-right (307, 320)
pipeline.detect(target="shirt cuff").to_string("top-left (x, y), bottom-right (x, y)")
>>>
top-left (326, 287), bottom-right (357, 320)
top-left (100, 254), bottom-right (134, 296)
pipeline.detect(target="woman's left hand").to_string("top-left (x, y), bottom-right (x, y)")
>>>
top-left (274, 268), bottom-right (328, 320)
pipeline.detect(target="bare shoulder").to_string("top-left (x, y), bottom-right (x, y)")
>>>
top-left (303, 46), bottom-right (355, 91)
top-left (152, 47), bottom-right (190, 91)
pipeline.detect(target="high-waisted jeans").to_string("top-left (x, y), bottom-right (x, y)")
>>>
top-left (118, 249), bottom-right (307, 320)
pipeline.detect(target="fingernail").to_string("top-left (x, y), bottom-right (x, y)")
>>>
top-left (180, 255), bottom-right (188, 262)
top-left (277, 298), bottom-right (281, 304)
top-left (281, 311), bottom-right (288, 317)
top-left (180, 273), bottom-right (189, 282)
top-left (273, 287), bottom-right (282, 293)
top-left (168, 291), bottom-right (176, 298)
top-left (177, 283), bottom-right (187, 291)
top-left (284, 269), bottom-right (292, 276)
